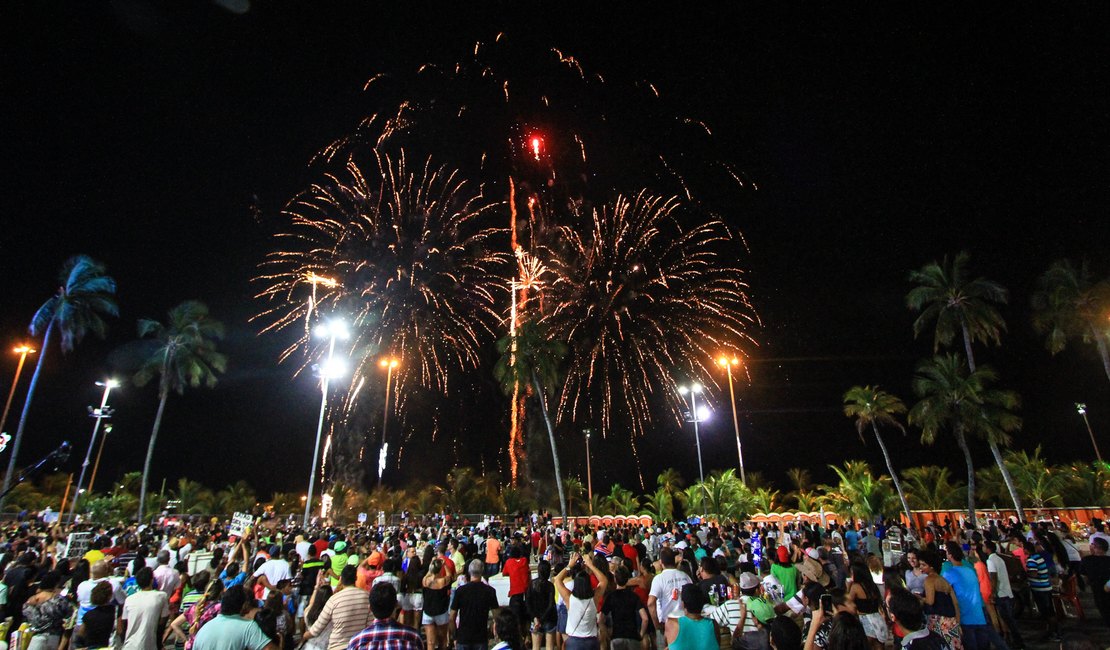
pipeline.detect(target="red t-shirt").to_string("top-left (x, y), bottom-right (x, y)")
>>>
top-left (503, 557), bottom-right (530, 596)
top-left (622, 544), bottom-right (639, 571)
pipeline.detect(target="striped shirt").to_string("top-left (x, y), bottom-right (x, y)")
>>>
top-left (308, 585), bottom-right (372, 650)
top-left (1026, 554), bottom-right (1051, 592)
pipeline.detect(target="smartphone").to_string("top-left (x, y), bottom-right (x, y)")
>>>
top-left (819, 593), bottom-right (832, 612)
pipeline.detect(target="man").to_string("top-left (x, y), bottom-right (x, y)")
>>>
top-left (647, 547), bottom-right (693, 647)
top-left (942, 542), bottom-right (1010, 650)
top-left (297, 545), bottom-right (326, 629)
top-left (346, 583), bottom-right (424, 649)
top-left (603, 565), bottom-right (649, 650)
top-left (325, 540), bottom-right (351, 588)
top-left (502, 544), bottom-right (530, 638)
top-left (483, 531), bottom-right (502, 577)
top-left (985, 540), bottom-right (1025, 649)
top-left (253, 545), bottom-right (292, 600)
top-left (1081, 537), bottom-right (1110, 628)
top-left (844, 525), bottom-right (859, 558)
top-left (76, 560), bottom-right (127, 625)
top-left (120, 567), bottom-right (170, 650)
top-left (451, 559), bottom-right (500, 650)
top-left (193, 585), bottom-right (277, 650)
top-left (889, 589), bottom-right (949, 650)
top-left (153, 549), bottom-right (181, 599)
top-left (304, 565), bottom-right (372, 650)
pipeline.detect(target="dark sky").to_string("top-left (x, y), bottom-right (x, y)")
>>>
top-left (5, 2), bottom-right (1110, 500)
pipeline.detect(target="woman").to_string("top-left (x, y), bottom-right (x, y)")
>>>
top-left (904, 550), bottom-right (926, 598)
top-left (421, 558), bottom-right (452, 650)
top-left (554, 552), bottom-right (608, 650)
top-left (399, 554), bottom-right (424, 630)
top-left (917, 550), bottom-right (962, 650)
top-left (665, 584), bottom-right (716, 650)
top-left (527, 560), bottom-right (557, 650)
top-left (770, 614), bottom-right (804, 650)
top-left (23, 571), bottom-right (76, 650)
top-left (493, 607), bottom-right (525, 650)
top-left (301, 584), bottom-right (333, 650)
top-left (826, 612), bottom-right (869, 650)
top-left (772, 546), bottom-right (801, 602)
top-left (74, 581), bottom-right (114, 649)
top-left (166, 575), bottom-right (224, 650)
top-left (969, 546), bottom-right (1001, 633)
top-left (846, 561), bottom-right (887, 650)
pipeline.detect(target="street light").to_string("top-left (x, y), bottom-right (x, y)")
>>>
top-left (1076, 403), bottom-right (1103, 465)
top-left (86, 422), bottom-right (112, 494)
top-left (377, 357), bottom-right (399, 486)
top-left (717, 355), bottom-right (747, 485)
top-left (69, 379), bottom-right (119, 523)
top-left (305, 319), bottom-right (349, 528)
top-left (583, 428), bottom-right (594, 514)
top-left (677, 383), bottom-right (709, 486)
top-left (0, 345), bottom-right (36, 441)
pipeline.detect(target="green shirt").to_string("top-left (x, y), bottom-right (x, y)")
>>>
top-left (328, 553), bottom-right (349, 587)
top-left (192, 614), bottom-right (271, 650)
top-left (771, 563), bottom-right (799, 601)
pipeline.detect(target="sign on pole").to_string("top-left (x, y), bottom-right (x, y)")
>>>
top-left (230, 512), bottom-right (253, 537)
top-left (65, 532), bottom-right (92, 559)
top-left (357, 512), bottom-right (367, 524)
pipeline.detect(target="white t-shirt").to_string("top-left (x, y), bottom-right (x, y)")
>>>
top-left (986, 553), bottom-right (1013, 598)
top-left (122, 589), bottom-right (169, 649)
top-left (648, 567), bottom-right (692, 621)
top-left (76, 577), bottom-right (126, 623)
top-left (296, 541), bottom-right (312, 562)
top-left (252, 558), bottom-right (292, 599)
top-left (153, 565), bottom-right (181, 598)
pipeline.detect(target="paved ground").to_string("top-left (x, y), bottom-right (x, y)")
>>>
top-left (1015, 588), bottom-right (1108, 649)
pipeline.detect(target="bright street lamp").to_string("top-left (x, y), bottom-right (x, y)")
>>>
top-left (677, 383), bottom-right (708, 487)
top-left (305, 319), bottom-right (350, 528)
top-left (1076, 403), bottom-right (1103, 464)
top-left (377, 357), bottom-right (399, 486)
top-left (0, 345), bottom-right (36, 442)
top-left (717, 355), bottom-right (747, 485)
top-left (69, 378), bottom-right (119, 523)
top-left (584, 428), bottom-right (594, 514)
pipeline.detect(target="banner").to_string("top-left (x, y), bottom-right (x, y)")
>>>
top-left (230, 512), bottom-right (253, 537)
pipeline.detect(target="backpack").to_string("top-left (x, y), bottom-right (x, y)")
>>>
top-left (999, 552), bottom-right (1027, 590)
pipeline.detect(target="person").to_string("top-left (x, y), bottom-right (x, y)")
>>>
top-left (917, 550), bottom-right (963, 650)
top-left (452, 559), bottom-right (501, 650)
top-left (253, 546), bottom-right (292, 601)
top-left (1024, 539), bottom-right (1059, 642)
top-left (324, 541), bottom-right (350, 589)
top-left (5, 552), bottom-right (38, 628)
top-left (665, 583), bottom-right (716, 650)
top-left (1080, 537), bottom-right (1110, 629)
top-left (484, 532), bottom-right (502, 577)
top-left (297, 545), bottom-right (325, 632)
top-left (737, 570), bottom-right (777, 650)
top-left (647, 547), bottom-right (693, 648)
top-left (493, 607), bottom-right (525, 650)
top-left (827, 612), bottom-right (868, 650)
top-left (554, 552), bottom-right (608, 650)
top-left (345, 583), bottom-right (423, 650)
top-left (22, 571), bottom-right (75, 650)
top-left (420, 558), bottom-right (451, 650)
top-left (75, 559), bottom-right (125, 627)
top-left (301, 583), bottom-right (333, 650)
top-left (222, 561), bottom-right (246, 590)
top-left (601, 565), bottom-right (648, 650)
top-left (773, 546), bottom-right (801, 602)
top-left (905, 550), bottom-right (927, 597)
top-left (192, 585), bottom-right (277, 650)
top-left (167, 576), bottom-right (225, 650)
top-left (888, 590), bottom-right (949, 650)
top-left (526, 559), bottom-right (557, 650)
top-left (398, 554), bottom-right (423, 630)
top-left (697, 555), bottom-right (731, 605)
top-left (120, 566), bottom-right (171, 650)
top-left (503, 544), bottom-right (530, 639)
top-left (770, 614), bottom-right (803, 650)
top-left (303, 565), bottom-right (371, 650)
top-left (846, 561), bottom-right (888, 650)
top-left (76, 581), bottom-right (116, 649)
top-left (984, 540), bottom-right (1024, 650)
top-left (155, 549), bottom-right (183, 599)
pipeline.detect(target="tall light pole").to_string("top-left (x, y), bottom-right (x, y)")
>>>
top-left (583, 428), bottom-right (594, 514)
top-left (377, 357), bottom-right (399, 486)
top-left (717, 355), bottom-right (746, 485)
top-left (304, 319), bottom-right (349, 528)
top-left (1076, 403), bottom-right (1103, 465)
top-left (87, 422), bottom-right (112, 494)
top-left (69, 379), bottom-right (118, 523)
top-left (0, 346), bottom-right (35, 439)
top-left (677, 384), bottom-right (710, 486)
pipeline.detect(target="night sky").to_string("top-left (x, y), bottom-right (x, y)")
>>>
top-left (5, 3), bottom-right (1110, 500)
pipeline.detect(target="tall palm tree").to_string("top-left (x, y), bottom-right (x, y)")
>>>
top-left (906, 251), bottom-right (1008, 367)
top-left (604, 484), bottom-right (640, 514)
top-left (1, 256), bottom-right (117, 506)
top-left (494, 321), bottom-right (568, 524)
top-left (133, 301), bottom-right (226, 522)
top-left (1031, 259), bottom-right (1110, 382)
top-left (821, 461), bottom-right (900, 523)
top-left (657, 468), bottom-right (685, 497)
top-left (908, 354), bottom-right (1024, 522)
top-left (641, 487), bottom-right (674, 523)
top-left (562, 476), bottom-right (586, 516)
top-left (843, 386), bottom-right (913, 528)
top-left (901, 466), bottom-right (965, 510)
top-left (785, 468), bottom-right (813, 493)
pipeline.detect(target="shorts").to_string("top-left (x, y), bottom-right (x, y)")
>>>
top-left (400, 593), bottom-right (423, 611)
top-left (422, 611), bottom-right (450, 626)
top-left (296, 594), bottom-right (310, 618)
top-left (532, 618), bottom-right (557, 634)
top-left (557, 603), bottom-right (568, 635)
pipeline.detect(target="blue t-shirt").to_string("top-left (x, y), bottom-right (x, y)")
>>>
top-left (845, 530), bottom-right (859, 551)
top-left (941, 564), bottom-right (985, 625)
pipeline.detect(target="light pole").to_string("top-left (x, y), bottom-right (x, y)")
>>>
top-left (87, 422), bottom-right (112, 494)
top-left (304, 319), bottom-right (349, 528)
top-left (677, 384), bottom-right (709, 485)
top-left (584, 428), bottom-right (594, 514)
top-left (69, 379), bottom-right (118, 523)
top-left (0, 345), bottom-right (35, 439)
top-left (1076, 403), bottom-right (1103, 465)
top-left (377, 357), bottom-right (399, 486)
top-left (717, 355), bottom-right (746, 485)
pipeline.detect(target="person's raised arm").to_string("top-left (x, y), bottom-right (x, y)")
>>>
top-left (922, 575), bottom-right (936, 606)
top-left (553, 555), bottom-right (575, 604)
top-left (304, 591), bottom-right (335, 641)
top-left (583, 553), bottom-right (607, 602)
top-left (803, 605), bottom-right (825, 650)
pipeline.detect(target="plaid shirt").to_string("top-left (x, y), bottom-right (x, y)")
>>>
top-left (346, 618), bottom-right (424, 650)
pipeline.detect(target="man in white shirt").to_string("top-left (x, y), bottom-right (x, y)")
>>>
top-left (647, 548), bottom-right (692, 646)
top-left (75, 560), bottom-right (126, 624)
top-left (119, 567), bottom-right (169, 649)
top-left (985, 540), bottom-right (1024, 650)
top-left (252, 545), bottom-right (292, 600)
top-left (152, 550), bottom-right (180, 599)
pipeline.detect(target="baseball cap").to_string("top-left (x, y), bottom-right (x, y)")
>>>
top-left (805, 548), bottom-right (820, 560)
top-left (334, 541), bottom-right (347, 553)
top-left (776, 546), bottom-right (789, 563)
top-left (739, 572), bottom-right (760, 590)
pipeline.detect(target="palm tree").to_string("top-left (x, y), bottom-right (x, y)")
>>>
top-left (562, 476), bottom-right (586, 516)
top-left (173, 478), bottom-right (213, 514)
top-left (785, 468), bottom-right (813, 493)
top-left (1062, 461), bottom-right (1110, 506)
top-left (604, 484), bottom-right (640, 514)
top-left (751, 487), bottom-right (781, 514)
top-left (678, 485), bottom-right (704, 518)
top-left (1031, 259), bottom-right (1110, 382)
top-left (908, 354), bottom-right (1023, 522)
top-left (906, 251), bottom-right (1008, 367)
top-left (133, 301), bottom-right (226, 522)
top-left (843, 386), bottom-right (913, 527)
top-left (1000, 447), bottom-right (1067, 511)
top-left (214, 480), bottom-right (257, 514)
top-left (1, 256), bottom-right (117, 505)
top-left (821, 461), bottom-right (900, 523)
top-left (657, 468), bottom-right (685, 496)
top-left (494, 321), bottom-right (568, 524)
top-left (901, 466), bottom-right (965, 510)
top-left (697, 470), bottom-right (754, 521)
top-left (641, 487), bottom-right (674, 523)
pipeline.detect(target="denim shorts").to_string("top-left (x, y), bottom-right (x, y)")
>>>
top-left (557, 603), bottom-right (568, 634)
top-left (532, 618), bottom-right (558, 634)
top-left (422, 611), bottom-right (450, 626)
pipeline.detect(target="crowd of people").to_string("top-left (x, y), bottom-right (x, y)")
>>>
top-left (0, 510), bottom-right (1105, 650)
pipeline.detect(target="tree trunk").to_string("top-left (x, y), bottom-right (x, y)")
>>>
top-left (138, 387), bottom-right (169, 523)
top-left (955, 424), bottom-right (977, 525)
top-left (873, 422), bottom-right (914, 530)
top-left (1091, 324), bottom-right (1110, 384)
top-left (989, 440), bottom-right (1025, 522)
top-left (960, 318), bottom-right (977, 372)
top-left (0, 319), bottom-right (54, 510)
top-left (532, 372), bottom-right (567, 526)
